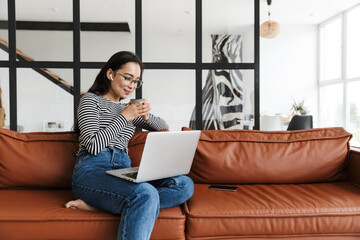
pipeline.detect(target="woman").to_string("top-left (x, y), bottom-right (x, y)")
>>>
top-left (65, 51), bottom-right (194, 240)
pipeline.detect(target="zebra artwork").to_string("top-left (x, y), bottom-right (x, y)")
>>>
top-left (189, 34), bottom-right (253, 130)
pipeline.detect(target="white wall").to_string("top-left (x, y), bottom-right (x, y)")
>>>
top-left (260, 24), bottom-right (318, 126)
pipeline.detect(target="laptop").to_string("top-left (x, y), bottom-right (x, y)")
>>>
top-left (106, 130), bottom-right (201, 183)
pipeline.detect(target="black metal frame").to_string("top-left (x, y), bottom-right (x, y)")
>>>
top-left (195, 0), bottom-right (203, 130)
top-left (73, 0), bottom-right (80, 122)
top-left (2, 0), bottom-right (260, 131)
top-left (0, 21), bottom-right (130, 32)
top-left (8, 0), bottom-right (16, 131)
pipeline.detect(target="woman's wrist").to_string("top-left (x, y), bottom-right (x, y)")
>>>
top-left (142, 114), bottom-right (150, 122)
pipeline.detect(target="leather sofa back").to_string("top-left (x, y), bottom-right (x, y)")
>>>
top-left (0, 128), bottom-right (78, 188)
top-left (0, 127), bottom-right (352, 188)
top-left (184, 127), bottom-right (352, 184)
top-left (0, 128), bottom-right (155, 189)
top-left (128, 131), bottom-right (151, 167)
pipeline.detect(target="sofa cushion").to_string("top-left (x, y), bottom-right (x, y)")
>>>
top-left (184, 183), bottom-right (360, 239)
top-left (0, 128), bottom-right (78, 188)
top-left (0, 189), bottom-right (186, 240)
top-left (183, 127), bottom-right (352, 184)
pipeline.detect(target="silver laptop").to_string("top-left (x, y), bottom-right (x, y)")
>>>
top-left (106, 131), bottom-right (201, 183)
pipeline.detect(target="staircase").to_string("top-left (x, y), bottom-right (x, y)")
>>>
top-left (0, 38), bottom-right (74, 95)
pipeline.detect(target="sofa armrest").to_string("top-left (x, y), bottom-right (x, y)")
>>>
top-left (348, 147), bottom-right (360, 185)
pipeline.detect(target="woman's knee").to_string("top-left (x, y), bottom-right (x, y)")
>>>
top-left (132, 183), bottom-right (160, 208)
top-left (175, 176), bottom-right (194, 201)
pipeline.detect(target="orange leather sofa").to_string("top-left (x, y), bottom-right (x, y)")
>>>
top-left (0, 127), bottom-right (359, 239)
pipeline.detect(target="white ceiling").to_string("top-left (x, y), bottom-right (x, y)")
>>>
top-left (262, 0), bottom-right (360, 24)
top-left (1, 0), bottom-right (360, 26)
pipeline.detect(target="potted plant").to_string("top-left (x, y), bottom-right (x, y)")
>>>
top-left (291, 99), bottom-right (308, 115)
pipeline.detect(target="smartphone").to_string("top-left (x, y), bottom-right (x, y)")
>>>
top-left (209, 185), bottom-right (237, 192)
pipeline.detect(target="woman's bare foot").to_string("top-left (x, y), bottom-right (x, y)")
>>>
top-left (65, 199), bottom-right (99, 212)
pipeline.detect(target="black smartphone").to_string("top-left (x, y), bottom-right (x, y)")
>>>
top-left (209, 185), bottom-right (237, 192)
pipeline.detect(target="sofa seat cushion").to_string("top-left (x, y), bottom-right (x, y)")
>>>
top-left (0, 189), bottom-right (185, 240)
top-left (184, 183), bottom-right (360, 239)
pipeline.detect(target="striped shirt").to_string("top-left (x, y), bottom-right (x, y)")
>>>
top-left (78, 92), bottom-right (169, 155)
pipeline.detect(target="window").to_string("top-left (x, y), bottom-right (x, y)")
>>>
top-left (347, 5), bottom-right (360, 79)
top-left (319, 17), bottom-right (341, 82)
top-left (319, 4), bottom-right (360, 147)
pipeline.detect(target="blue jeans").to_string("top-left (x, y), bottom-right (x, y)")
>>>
top-left (71, 147), bottom-right (194, 240)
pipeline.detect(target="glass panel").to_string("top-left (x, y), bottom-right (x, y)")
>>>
top-left (142, 70), bottom-right (195, 131)
top-left (80, 0), bottom-right (135, 62)
top-left (319, 17), bottom-right (342, 81)
top-left (203, 0), bottom-right (254, 63)
top-left (0, 35), bottom-right (8, 61)
top-left (17, 68), bottom-right (74, 132)
top-left (347, 81), bottom-right (360, 147)
top-left (347, 5), bottom-right (360, 79)
top-left (142, 0), bottom-right (195, 62)
top-left (81, 69), bottom-right (98, 93)
top-left (0, 0), bottom-right (8, 60)
top-left (319, 84), bottom-right (343, 127)
top-left (0, 68), bottom-right (9, 128)
top-left (15, 0), bottom-right (73, 61)
top-left (47, 68), bottom-right (73, 86)
top-left (199, 69), bottom-right (254, 130)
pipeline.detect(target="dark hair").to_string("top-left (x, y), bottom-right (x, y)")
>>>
top-left (88, 51), bottom-right (144, 96)
top-left (73, 51), bottom-right (143, 133)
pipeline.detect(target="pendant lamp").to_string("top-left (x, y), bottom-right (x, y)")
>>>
top-left (260, 0), bottom-right (280, 39)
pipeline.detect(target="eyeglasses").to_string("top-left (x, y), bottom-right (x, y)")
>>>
top-left (114, 71), bottom-right (143, 88)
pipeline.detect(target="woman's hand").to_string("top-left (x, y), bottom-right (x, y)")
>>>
top-left (121, 99), bottom-right (151, 122)
top-left (140, 100), bottom-right (151, 121)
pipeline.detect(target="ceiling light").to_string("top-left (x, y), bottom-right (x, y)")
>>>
top-left (260, 0), bottom-right (280, 39)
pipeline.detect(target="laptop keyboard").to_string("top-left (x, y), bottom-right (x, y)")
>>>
top-left (123, 172), bottom-right (138, 179)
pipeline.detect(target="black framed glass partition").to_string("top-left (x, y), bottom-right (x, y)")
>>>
top-left (142, 0), bottom-right (196, 63)
top-left (80, 0), bottom-right (135, 62)
top-left (202, 0), bottom-right (255, 63)
top-left (0, 67), bottom-right (9, 128)
top-left (0, 0), bottom-right (259, 132)
top-left (15, 0), bottom-right (73, 62)
top-left (143, 69), bottom-right (196, 131)
top-left (198, 69), bottom-right (254, 130)
top-left (17, 68), bottom-right (74, 132)
top-left (0, 0), bottom-right (8, 60)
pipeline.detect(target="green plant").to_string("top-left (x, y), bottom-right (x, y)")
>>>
top-left (290, 99), bottom-right (308, 115)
